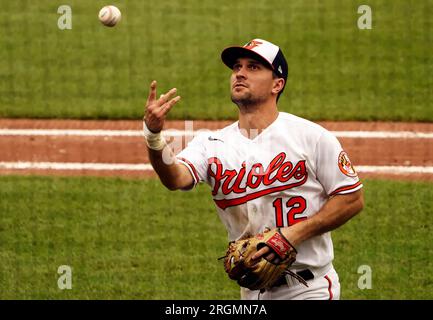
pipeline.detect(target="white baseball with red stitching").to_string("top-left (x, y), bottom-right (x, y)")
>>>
top-left (98, 5), bottom-right (122, 27)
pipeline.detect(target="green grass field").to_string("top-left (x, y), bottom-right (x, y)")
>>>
top-left (0, 0), bottom-right (431, 121)
top-left (0, 176), bottom-right (431, 299)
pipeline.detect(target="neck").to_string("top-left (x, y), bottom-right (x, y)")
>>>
top-left (238, 100), bottom-right (279, 139)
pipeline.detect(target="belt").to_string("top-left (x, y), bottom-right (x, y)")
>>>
top-left (272, 269), bottom-right (314, 287)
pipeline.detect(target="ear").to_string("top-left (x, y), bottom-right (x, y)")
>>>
top-left (272, 78), bottom-right (285, 95)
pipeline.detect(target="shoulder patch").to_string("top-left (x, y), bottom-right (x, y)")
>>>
top-left (338, 151), bottom-right (357, 177)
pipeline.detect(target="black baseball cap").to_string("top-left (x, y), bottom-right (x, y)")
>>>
top-left (221, 39), bottom-right (288, 83)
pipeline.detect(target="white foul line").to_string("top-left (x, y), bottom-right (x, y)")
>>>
top-left (0, 129), bottom-right (432, 139)
top-left (0, 162), bottom-right (432, 174)
top-left (0, 129), bottom-right (143, 137)
top-left (0, 162), bottom-right (153, 171)
top-left (332, 131), bottom-right (433, 139)
top-left (356, 166), bottom-right (433, 174)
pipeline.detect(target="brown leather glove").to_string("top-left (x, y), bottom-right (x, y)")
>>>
top-left (221, 228), bottom-right (308, 291)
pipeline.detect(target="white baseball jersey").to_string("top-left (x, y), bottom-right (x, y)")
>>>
top-left (176, 112), bottom-right (362, 269)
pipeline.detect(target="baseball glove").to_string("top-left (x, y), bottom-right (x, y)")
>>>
top-left (220, 228), bottom-right (308, 291)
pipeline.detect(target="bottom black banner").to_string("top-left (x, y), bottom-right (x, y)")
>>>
top-left (0, 300), bottom-right (426, 318)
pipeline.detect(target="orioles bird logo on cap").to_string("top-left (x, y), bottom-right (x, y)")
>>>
top-left (244, 40), bottom-right (263, 50)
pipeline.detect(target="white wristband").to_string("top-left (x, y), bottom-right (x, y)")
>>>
top-left (143, 121), bottom-right (167, 151)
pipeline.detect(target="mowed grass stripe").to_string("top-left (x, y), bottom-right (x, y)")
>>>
top-left (0, 0), bottom-right (431, 121)
top-left (0, 176), bottom-right (431, 299)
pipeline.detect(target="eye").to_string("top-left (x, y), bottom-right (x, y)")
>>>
top-left (249, 64), bottom-right (259, 70)
top-left (233, 63), bottom-right (241, 71)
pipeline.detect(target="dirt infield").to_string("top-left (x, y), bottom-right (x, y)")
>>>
top-left (0, 119), bottom-right (432, 181)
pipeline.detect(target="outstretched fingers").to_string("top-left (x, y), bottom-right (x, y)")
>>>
top-left (143, 81), bottom-right (181, 133)
top-left (160, 95), bottom-right (181, 116)
top-left (146, 80), bottom-right (157, 104)
top-left (157, 88), bottom-right (178, 107)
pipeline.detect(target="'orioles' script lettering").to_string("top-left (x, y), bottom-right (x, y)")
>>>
top-left (208, 152), bottom-right (308, 210)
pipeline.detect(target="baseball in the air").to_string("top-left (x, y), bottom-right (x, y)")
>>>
top-left (98, 5), bottom-right (122, 27)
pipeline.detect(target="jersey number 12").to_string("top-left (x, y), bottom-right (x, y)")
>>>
top-left (272, 196), bottom-right (307, 227)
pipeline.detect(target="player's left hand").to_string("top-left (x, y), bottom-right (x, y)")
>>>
top-left (221, 227), bottom-right (306, 290)
top-left (252, 244), bottom-right (276, 262)
top-left (251, 227), bottom-right (298, 263)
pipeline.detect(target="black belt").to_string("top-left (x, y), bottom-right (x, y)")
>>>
top-left (272, 269), bottom-right (314, 287)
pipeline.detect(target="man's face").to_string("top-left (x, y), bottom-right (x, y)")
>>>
top-left (230, 57), bottom-right (275, 108)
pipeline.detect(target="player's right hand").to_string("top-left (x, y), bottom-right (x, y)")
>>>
top-left (144, 80), bottom-right (181, 133)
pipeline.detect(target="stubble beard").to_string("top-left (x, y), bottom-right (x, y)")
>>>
top-left (231, 91), bottom-right (266, 113)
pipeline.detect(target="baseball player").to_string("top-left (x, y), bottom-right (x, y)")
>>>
top-left (143, 39), bottom-right (364, 300)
